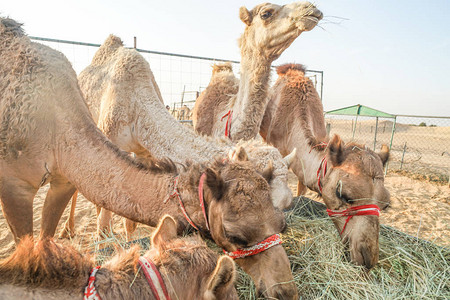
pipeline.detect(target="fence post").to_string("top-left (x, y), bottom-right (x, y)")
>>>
top-left (134, 36), bottom-right (137, 49)
top-left (385, 116), bottom-right (397, 175)
top-left (373, 117), bottom-right (379, 151)
top-left (180, 85), bottom-right (185, 107)
top-left (400, 142), bottom-right (407, 169)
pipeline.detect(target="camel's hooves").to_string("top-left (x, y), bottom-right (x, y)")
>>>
top-left (59, 228), bottom-right (76, 239)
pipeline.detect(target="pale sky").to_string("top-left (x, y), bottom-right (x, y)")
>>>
top-left (2, 0), bottom-right (449, 117)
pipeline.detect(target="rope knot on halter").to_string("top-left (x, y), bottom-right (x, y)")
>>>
top-left (326, 204), bottom-right (380, 235)
top-left (223, 234), bottom-right (282, 259)
top-left (221, 110), bottom-right (233, 139)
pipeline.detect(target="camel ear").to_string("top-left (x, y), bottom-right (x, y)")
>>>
top-left (239, 6), bottom-right (253, 26)
top-left (378, 144), bottom-right (390, 166)
top-left (204, 256), bottom-right (236, 300)
top-left (283, 148), bottom-right (297, 168)
top-left (205, 168), bottom-right (225, 200)
top-left (261, 160), bottom-right (274, 183)
top-left (151, 215), bottom-right (178, 248)
top-left (328, 135), bottom-right (345, 166)
top-left (228, 146), bottom-right (248, 162)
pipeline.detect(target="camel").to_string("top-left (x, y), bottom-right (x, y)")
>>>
top-left (60, 34), bottom-right (296, 239)
top-left (0, 215), bottom-right (238, 299)
top-left (192, 1), bottom-right (323, 141)
top-left (0, 18), bottom-right (297, 299)
top-left (260, 64), bottom-right (391, 269)
top-left (171, 104), bottom-right (191, 120)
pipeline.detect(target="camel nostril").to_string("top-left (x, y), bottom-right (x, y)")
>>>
top-left (360, 245), bottom-right (376, 270)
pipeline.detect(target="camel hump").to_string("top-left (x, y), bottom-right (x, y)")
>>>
top-left (91, 34), bottom-right (124, 65)
top-left (276, 63), bottom-right (306, 76)
top-left (212, 62), bottom-right (233, 75)
top-left (0, 17), bottom-right (25, 37)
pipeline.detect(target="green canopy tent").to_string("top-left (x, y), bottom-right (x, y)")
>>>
top-left (325, 104), bottom-right (396, 151)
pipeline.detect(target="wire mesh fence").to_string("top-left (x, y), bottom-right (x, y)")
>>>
top-left (30, 36), bottom-right (323, 114)
top-left (325, 114), bottom-right (450, 183)
top-left (30, 36), bottom-right (448, 182)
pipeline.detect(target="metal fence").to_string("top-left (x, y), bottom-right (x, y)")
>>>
top-left (325, 114), bottom-right (450, 183)
top-left (30, 36), bottom-right (324, 110)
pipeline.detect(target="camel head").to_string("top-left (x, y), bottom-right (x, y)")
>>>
top-left (238, 143), bottom-right (296, 210)
top-left (321, 135), bottom-right (390, 269)
top-left (178, 147), bottom-right (297, 299)
top-left (148, 215), bottom-right (238, 300)
top-left (239, 1), bottom-right (323, 61)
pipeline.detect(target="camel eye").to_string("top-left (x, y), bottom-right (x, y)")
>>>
top-left (335, 187), bottom-right (353, 204)
top-left (261, 10), bottom-right (273, 20)
top-left (228, 236), bottom-right (248, 247)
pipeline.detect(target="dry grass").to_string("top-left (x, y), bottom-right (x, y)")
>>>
top-left (235, 197), bottom-right (449, 299)
top-left (90, 196), bottom-right (449, 299)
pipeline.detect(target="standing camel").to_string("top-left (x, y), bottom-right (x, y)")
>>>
top-left (0, 215), bottom-right (238, 299)
top-left (260, 64), bottom-right (391, 269)
top-left (192, 1), bottom-right (323, 141)
top-left (0, 18), bottom-right (297, 299)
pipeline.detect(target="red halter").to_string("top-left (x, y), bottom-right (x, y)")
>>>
top-left (167, 172), bottom-right (281, 259)
top-left (221, 110), bottom-right (233, 139)
top-left (309, 142), bottom-right (328, 194)
top-left (223, 234), bottom-right (282, 259)
top-left (138, 257), bottom-right (171, 300)
top-left (326, 204), bottom-right (380, 235)
top-left (316, 156), bottom-right (328, 193)
top-left (166, 174), bottom-right (209, 231)
top-left (84, 266), bottom-right (101, 300)
top-left (84, 258), bottom-right (171, 300)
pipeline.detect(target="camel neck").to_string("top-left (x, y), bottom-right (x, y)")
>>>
top-left (299, 147), bottom-right (328, 193)
top-left (135, 97), bottom-right (228, 165)
top-left (59, 125), bottom-right (179, 227)
top-left (229, 53), bottom-right (272, 141)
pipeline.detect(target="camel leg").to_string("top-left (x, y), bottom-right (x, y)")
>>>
top-left (39, 177), bottom-right (76, 238)
top-left (58, 190), bottom-right (78, 238)
top-left (97, 208), bottom-right (114, 237)
top-left (124, 218), bottom-right (137, 241)
top-left (0, 177), bottom-right (37, 243)
top-left (296, 180), bottom-right (307, 196)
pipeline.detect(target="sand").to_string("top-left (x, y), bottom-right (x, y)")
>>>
top-left (0, 171), bottom-right (448, 259)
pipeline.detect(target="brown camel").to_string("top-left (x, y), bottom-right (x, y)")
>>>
top-left (60, 34), bottom-right (296, 240)
top-left (0, 215), bottom-right (238, 299)
top-left (192, 1), bottom-right (323, 141)
top-left (260, 64), bottom-right (391, 269)
top-left (0, 19), bottom-right (297, 299)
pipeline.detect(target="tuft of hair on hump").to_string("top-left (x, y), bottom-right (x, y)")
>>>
top-left (0, 17), bottom-right (25, 37)
top-left (212, 62), bottom-right (233, 75)
top-left (0, 236), bottom-right (92, 289)
top-left (91, 34), bottom-right (124, 65)
top-left (276, 63), bottom-right (306, 76)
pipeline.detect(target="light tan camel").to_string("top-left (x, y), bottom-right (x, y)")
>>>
top-left (172, 104), bottom-right (191, 120)
top-left (0, 215), bottom-right (238, 300)
top-left (260, 64), bottom-right (391, 269)
top-left (60, 34), bottom-right (296, 239)
top-left (192, 1), bottom-right (323, 141)
top-left (0, 19), bottom-right (297, 299)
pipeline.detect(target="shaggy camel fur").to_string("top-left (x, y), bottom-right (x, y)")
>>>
top-left (260, 64), bottom-right (391, 269)
top-left (0, 215), bottom-right (238, 299)
top-left (61, 34), bottom-right (296, 239)
top-left (192, 1), bottom-right (322, 141)
top-left (0, 19), bottom-right (296, 299)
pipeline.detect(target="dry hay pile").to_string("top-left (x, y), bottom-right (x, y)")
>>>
top-left (236, 197), bottom-right (449, 299)
top-left (89, 197), bottom-right (449, 299)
